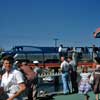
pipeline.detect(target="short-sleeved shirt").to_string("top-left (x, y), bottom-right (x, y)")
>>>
top-left (1, 69), bottom-right (24, 97)
top-left (60, 60), bottom-right (69, 73)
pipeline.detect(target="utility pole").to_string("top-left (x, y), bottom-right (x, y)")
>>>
top-left (53, 38), bottom-right (59, 92)
top-left (53, 38), bottom-right (59, 47)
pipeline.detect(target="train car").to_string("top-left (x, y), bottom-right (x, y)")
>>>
top-left (1, 45), bottom-right (60, 68)
top-left (1, 45), bottom-right (99, 68)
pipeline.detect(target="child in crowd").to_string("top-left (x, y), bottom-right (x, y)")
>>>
top-left (78, 66), bottom-right (92, 100)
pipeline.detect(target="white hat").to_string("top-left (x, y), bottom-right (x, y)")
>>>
top-left (33, 60), bottom-right (39, 64)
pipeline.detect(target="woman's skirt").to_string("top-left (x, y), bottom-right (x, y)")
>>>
top-left (78, 80), bottom-right (92, 94)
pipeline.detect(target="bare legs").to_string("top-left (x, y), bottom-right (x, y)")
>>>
top-left (96, 94), bottom-right (99, 100)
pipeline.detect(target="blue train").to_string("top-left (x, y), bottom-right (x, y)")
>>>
top-left (1, 46), bottom-right (59, 63)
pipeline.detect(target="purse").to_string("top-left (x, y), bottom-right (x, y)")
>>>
top-left (89, 72), bottom-right (94, 84)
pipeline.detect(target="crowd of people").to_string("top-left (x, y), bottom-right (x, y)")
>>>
top-left (1, 44), bottom-right (100, 100)
top-left (58, 44), bottom-right (100, 100)
top-left (60, 55), bottom-right (100, 100)
top-left (58, 44), bottom-right (100, 62)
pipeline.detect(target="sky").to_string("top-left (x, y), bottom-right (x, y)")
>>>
top-left (0, 0), bottom-right (100, 50)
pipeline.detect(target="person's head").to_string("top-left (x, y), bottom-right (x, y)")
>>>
top-left (96, 65), bottom-right (100, 70)
top-left (3, 55), bottom-right (14, 72)
top-left (33, 60), bottom-right (39, 66)
top-left (61, 56), bottom-right (65, 62)
top-left (82, 66), bottom-right (88, 73)
top-left (67, 56), bottom-right (72, 62)
top-left (93, 44), bottom-right (95, 47)
top-left (60, 44), bottom-right (63, 47)
top-left (21, 61), bottom-right (28, 66)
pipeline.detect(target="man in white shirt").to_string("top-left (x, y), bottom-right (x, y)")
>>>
top-left (58, 44), bottom-right (63, 59)
top-left (0, 55), bottom-right (26, 100)
top-left (60, 56), bottom-right (70, 94)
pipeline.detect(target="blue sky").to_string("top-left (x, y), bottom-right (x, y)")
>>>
top-left (0, 0), bottom-right (100, 50)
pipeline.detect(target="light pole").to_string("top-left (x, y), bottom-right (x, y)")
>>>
top-left (53, 38), bottom-right (59, 92)
top-left (53, 38), bottom-right (59, 47)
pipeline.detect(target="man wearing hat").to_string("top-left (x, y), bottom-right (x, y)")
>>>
top-left (33, 60), bottom-right (42, 75)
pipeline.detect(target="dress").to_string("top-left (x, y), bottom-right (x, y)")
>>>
top-left (78, 72), bottom-right (92, 94)
top-left (93, 66), bottom-right (100, 94)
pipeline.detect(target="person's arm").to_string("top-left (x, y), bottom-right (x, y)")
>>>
top-left (79, 73), bottom-right (83, 86)
top-left (88, 73), bottom-right (91, 79)
top-left (0, 87), bottom-right (4, 95)
top-left (60, 63), bottom-right (64, 72)
top-left (7, 83), bottom-right (26, 100)
top-left (7, 70), bottom-right (26, 100)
